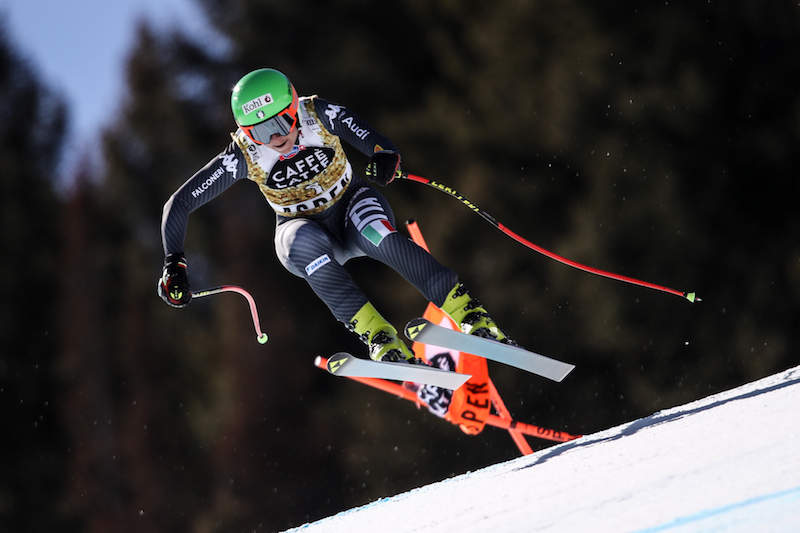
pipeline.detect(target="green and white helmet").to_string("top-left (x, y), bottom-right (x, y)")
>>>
top-left (231, 68), bottom-right (299, 144)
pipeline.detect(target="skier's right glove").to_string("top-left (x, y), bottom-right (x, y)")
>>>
top-left (158, 253), bottom-right (192, 308)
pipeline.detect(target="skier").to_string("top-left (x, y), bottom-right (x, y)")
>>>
top-left (158, 68), bottom-right (510, 365)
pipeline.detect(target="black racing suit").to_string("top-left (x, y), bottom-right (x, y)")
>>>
top-left (161, 96), bottom-right (457, 323)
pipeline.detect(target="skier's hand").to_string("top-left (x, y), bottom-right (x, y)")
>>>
top-left (365, 150), bottom-right (401, 186)
top-left (158, 253), bottom-right (192, 308)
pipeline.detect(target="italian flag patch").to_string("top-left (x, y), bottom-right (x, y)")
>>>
top-left (362, 219), bottom-right (395, 246)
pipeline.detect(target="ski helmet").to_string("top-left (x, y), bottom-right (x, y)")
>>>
top-left (231, 68), bottom-right (299, 144)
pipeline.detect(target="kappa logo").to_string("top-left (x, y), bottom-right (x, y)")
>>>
top-left (324, 104), bottom-right (342, 129)
top-left (221, 153), bottom-right (238, 179)
top-left (323, 104), bottom-right (369, 139)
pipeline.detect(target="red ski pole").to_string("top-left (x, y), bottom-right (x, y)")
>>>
top-left (191, 286), bottom-right (269, 344)
top-left (401, 172), bottom-right (699, 303)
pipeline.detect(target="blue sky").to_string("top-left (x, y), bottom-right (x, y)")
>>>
top-left (1, 0), bottom-right (209, 145)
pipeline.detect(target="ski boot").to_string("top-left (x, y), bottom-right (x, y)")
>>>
top-left (349, 302), bottom-right (426, 364)
top-left (440, 283), bottom-right (515, 345)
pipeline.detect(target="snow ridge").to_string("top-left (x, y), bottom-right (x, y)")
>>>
top-left (287, 366), bottom-right (800, 533)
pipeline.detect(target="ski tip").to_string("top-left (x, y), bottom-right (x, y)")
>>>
top-left (552, 364), bottom-right (576, 382)
top-left (404, 317), bottom-right (430, 340)
top-left (326, 352), bottom-right (351, 375)
top-left (453, 373), bottom-right (473, 390)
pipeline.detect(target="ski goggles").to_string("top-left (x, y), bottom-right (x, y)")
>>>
top-left (241, 107), bottom-right (298, 144)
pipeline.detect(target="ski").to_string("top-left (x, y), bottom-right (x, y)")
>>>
top-left (404, 318), bottom-right (575, 382)
top-left (317, 353), bottom-right (472, 390)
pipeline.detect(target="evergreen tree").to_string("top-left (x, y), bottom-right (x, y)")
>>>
top-left (0, 20), bottom-right (74, 533)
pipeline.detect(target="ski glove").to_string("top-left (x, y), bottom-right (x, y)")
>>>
top-left (365, 150), bottom-right (401, 186)
top-left (158, 253), bottom-right (192, 308)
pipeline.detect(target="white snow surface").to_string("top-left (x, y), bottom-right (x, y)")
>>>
top-left (286, 365), bottom-right (800, 533)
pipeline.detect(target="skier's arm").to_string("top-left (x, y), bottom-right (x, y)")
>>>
top-left (312, 97), bottom-right (398, 156)
top-left (161, 142), bottom-right (245, 255)
top-left (158, 142), bottom-right (245, 308)
top-left (312, 98), bottom-right (402, 185)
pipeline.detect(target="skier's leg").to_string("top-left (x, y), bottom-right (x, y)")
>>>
top-left (344, 185), bottom-right (512, 343)
top-left (439, 283), bottom-right (513, 344)
top-left (344, 185), bottom-right (457, 306)
top-left (349, 301), bottom-right (421, 362)
top-left (275, 218), bottom-right (417, 361)
top-left (275, 217), bottom-right (366, 322)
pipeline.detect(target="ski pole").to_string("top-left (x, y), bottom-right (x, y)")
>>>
top-left (191, 286), bottom-right (269, 344)
top-left (401, 172), bottom-right (699, 303)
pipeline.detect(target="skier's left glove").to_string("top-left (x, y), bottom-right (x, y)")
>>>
top-left (365, 150), bottom-right (401, 186)
top-left (158, 253), bottom-right (192, 308)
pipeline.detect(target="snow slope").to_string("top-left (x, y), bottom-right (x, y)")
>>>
top-left (286, 365), bottom-right (800, 533)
